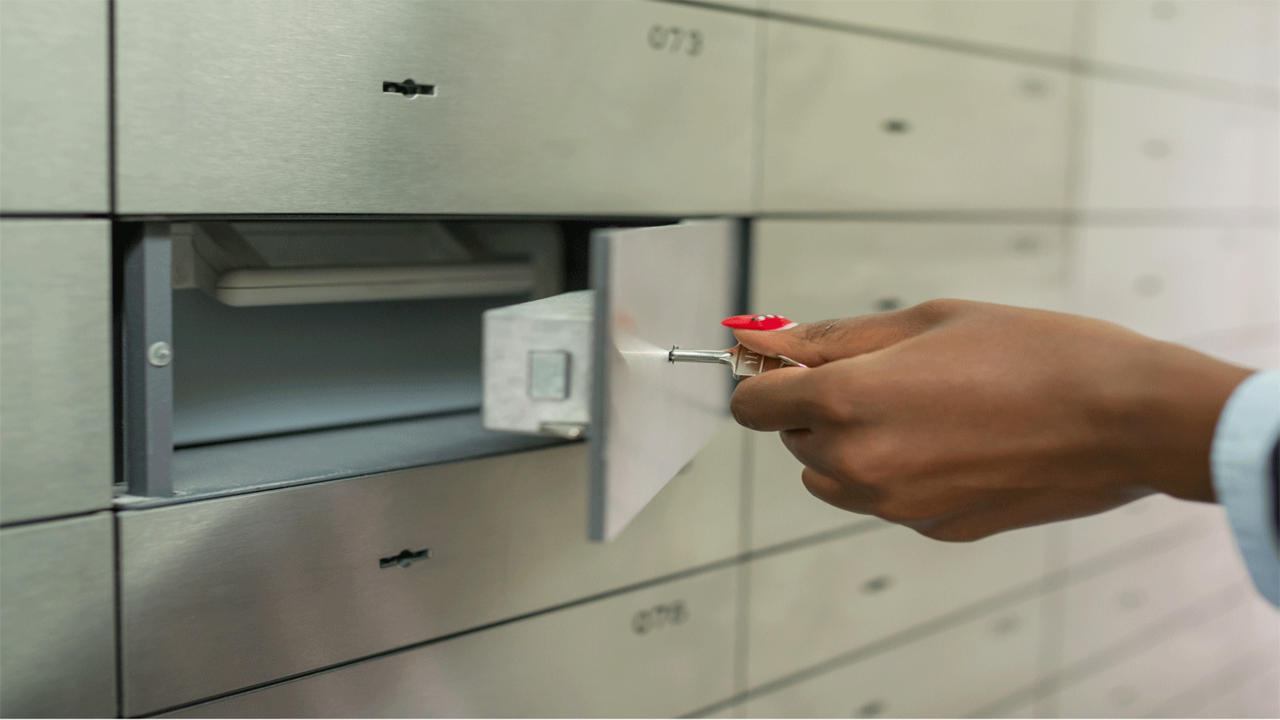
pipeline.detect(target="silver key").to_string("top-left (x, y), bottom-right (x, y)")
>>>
top-left (668, 344), bottom-right (807, 379)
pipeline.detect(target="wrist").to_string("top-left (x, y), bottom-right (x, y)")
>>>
top-left (1134, 341), bottom-right (1253, 502)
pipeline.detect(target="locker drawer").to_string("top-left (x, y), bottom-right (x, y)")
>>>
top-left (765, 0), bottom-right (1077, 54)
top-left (1060, 518), bottom-right (1248, 668)
top-left (1057, 585), bottom-right (1261, 718)
top-left (760, 21), bottom-right (1070, 211)
top-left (1073, 227), bottom-right (1279, 343)
top-left (0, 220), bottom-right (113, 524)
top-left (0, 514), bottom-right (116, 717)
top-left (121, 422), bottom-right (744, 716)
top-left (115, 0), bottom-right (755, 215)
top-left (741, 595), bottom-right (1042, 718)
top-left (1062, 494), bottom-right (1215, 565)
top-left (747, 522), bottom-right (1046, 687)
top-left (0, 0), bottom-right (108, 212)
top-left (1079, 80), bottom-right (1261, 210)
top-left (1088, 1), bottom-right (1277, 88)
top-left (162, 566), bottom-right (738, 718)
top-left (748, 220), bottom-right (1067, 550)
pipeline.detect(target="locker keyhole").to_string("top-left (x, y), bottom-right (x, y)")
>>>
top-left (379, 548), bottom-right (431, 569)
top-left (383, 79), bottom-right (436, 98)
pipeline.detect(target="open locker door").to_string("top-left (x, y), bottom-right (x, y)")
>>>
top-left (482, 219), bottom-right (739, 541)
top-left (588, 220), bottom-right (738, 540)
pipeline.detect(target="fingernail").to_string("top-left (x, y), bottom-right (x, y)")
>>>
top-left (721, 314), bottom-right (798, 331)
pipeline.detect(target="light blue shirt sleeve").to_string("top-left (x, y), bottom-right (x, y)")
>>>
top-left (1210, 368), bottom-right (1280, 606)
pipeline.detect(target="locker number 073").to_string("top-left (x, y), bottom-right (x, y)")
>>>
top-left (648, 25), bottom-right (704, 56)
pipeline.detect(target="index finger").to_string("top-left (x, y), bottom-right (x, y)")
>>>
top-left (729, 365), bottom-right (824, 432)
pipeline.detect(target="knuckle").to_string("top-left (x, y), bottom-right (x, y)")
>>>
top-left (909, 298), bottom-right (966, 321)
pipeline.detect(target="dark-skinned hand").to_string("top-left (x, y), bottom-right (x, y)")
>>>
top-left (729, 299), bottom-right (1253, 541)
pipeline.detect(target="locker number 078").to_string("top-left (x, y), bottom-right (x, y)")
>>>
top-left (648, 25), bottom-right (704, 56)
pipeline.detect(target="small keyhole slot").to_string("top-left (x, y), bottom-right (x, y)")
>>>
top-left (380, 548), bottom-right (431, 569)
top-left (383, 79), bottom-right (436, 98)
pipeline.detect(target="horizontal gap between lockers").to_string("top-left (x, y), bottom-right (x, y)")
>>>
top-left (682, 514), bottom-right (1217, 718)
top-left (659, 0), bottom-right (1279, 109)
top-left (95, 209), bottom-right (1280, 228)
top-left (968, 581), bottom-right (1255, 718)
top-left (142, 513), bottom-right (1208, 718)
top-left (754, 209), bottom-right (1279, 227)
top-left (0, 212), bottom-right (113, 220)
top-left (0, 508), bottom-right (113, 531)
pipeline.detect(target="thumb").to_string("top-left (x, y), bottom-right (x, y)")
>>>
top-left (731, 307), bottom-right (946, 367)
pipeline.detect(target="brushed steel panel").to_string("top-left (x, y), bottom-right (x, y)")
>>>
top-left (163, 566), bottom-right (737, 718)
top-left (0, 513), bottom-right (116, 717)
top-left (0, 0), bottom-right (109, 213)
top-left (1072, 226), bottom-right (1280, 343)
top-left (1089, 0), bottom-right (1277, 88)
top-left (0, 220), bottom-right (113, 524)
top-left (1060, 518), bottom-right (1248, 669)
top-left (742, 595), bottom-right (1042, 718)
top-left (747, 522), bottom-right (1046, 687)
top-left (760, 19), bottom-right (1071, 212)
top-left (747, 220), bottom-right (1067, 549)
top-left (1056, 584), bottom-right (1258, 718)
top-left (121, 422), bottom-right (743, 716)
top-left (767, 1), bottom-right (1077, 54)
top-left (116, 1), bottom-right (755, 215)
top-left (1080, 79), bottom-right (1262, 210)
top-left (590, 220), bottom-right (737, 540)
top-left (1061, 494), bottom-right (1214, 565)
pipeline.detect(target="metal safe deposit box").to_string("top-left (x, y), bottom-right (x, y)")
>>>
top-left (0, 0), bottom-right (756, 716)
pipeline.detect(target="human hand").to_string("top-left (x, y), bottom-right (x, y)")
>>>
top-left (728, 300), bottom-right (1253, 541)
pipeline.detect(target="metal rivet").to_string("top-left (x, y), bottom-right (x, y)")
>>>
top-left (147, 341), bottom-right (172, 367)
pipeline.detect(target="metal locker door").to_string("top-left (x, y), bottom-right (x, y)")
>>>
top-left (484, 219), bottom-right (740, 540)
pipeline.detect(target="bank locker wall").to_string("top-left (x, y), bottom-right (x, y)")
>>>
top-left (0, 1), bottom-right (1277, 718)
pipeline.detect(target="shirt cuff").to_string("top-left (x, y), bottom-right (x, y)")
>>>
top-left (1211, 368), bottom-right (1280, 606)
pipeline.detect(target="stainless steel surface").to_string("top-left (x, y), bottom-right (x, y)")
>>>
top-left (760, 19), bottom-right (1071, 211)
top-left (0, 0), bottom-right (109, 212)
top-left (215, 264), bottom-right (535, 307)
top-left (747, 522), bottom-right (1046, 687)
top-left (741, 596), bottom-right (1043, 718)
top-left (763, 1), bottom-right (1077, 55)
top-left (0, 513), bottom-right (116, 717)
top-left (589, 220), bottom-right (737, 541)
top-left (0, 220), bottom-right (112, 524)
top-left (121, 422), bottom-right (743, 715)
top-left (123, 224), bottom-right (175, 497)
top-left (115, 1), bottom-right (756, 215)
top-left (1079, 79), bottom-right (1264, 211)
top-left (163, 566), bottom-right (737, 718)
top-left (482, 290), bottom-right (594, 437)
top-left (162, 412), bottom-right (563, 503)
top-left (1059, 519), bottom-right (1244, 669)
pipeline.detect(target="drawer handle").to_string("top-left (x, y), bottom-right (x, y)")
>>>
top-left (380, 548), bottom-right (431, 569)
top-left (383, 79), bottom-right (435, 98)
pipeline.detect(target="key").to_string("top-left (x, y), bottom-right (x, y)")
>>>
top-left (669, 344), bottom-right (806, 379)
